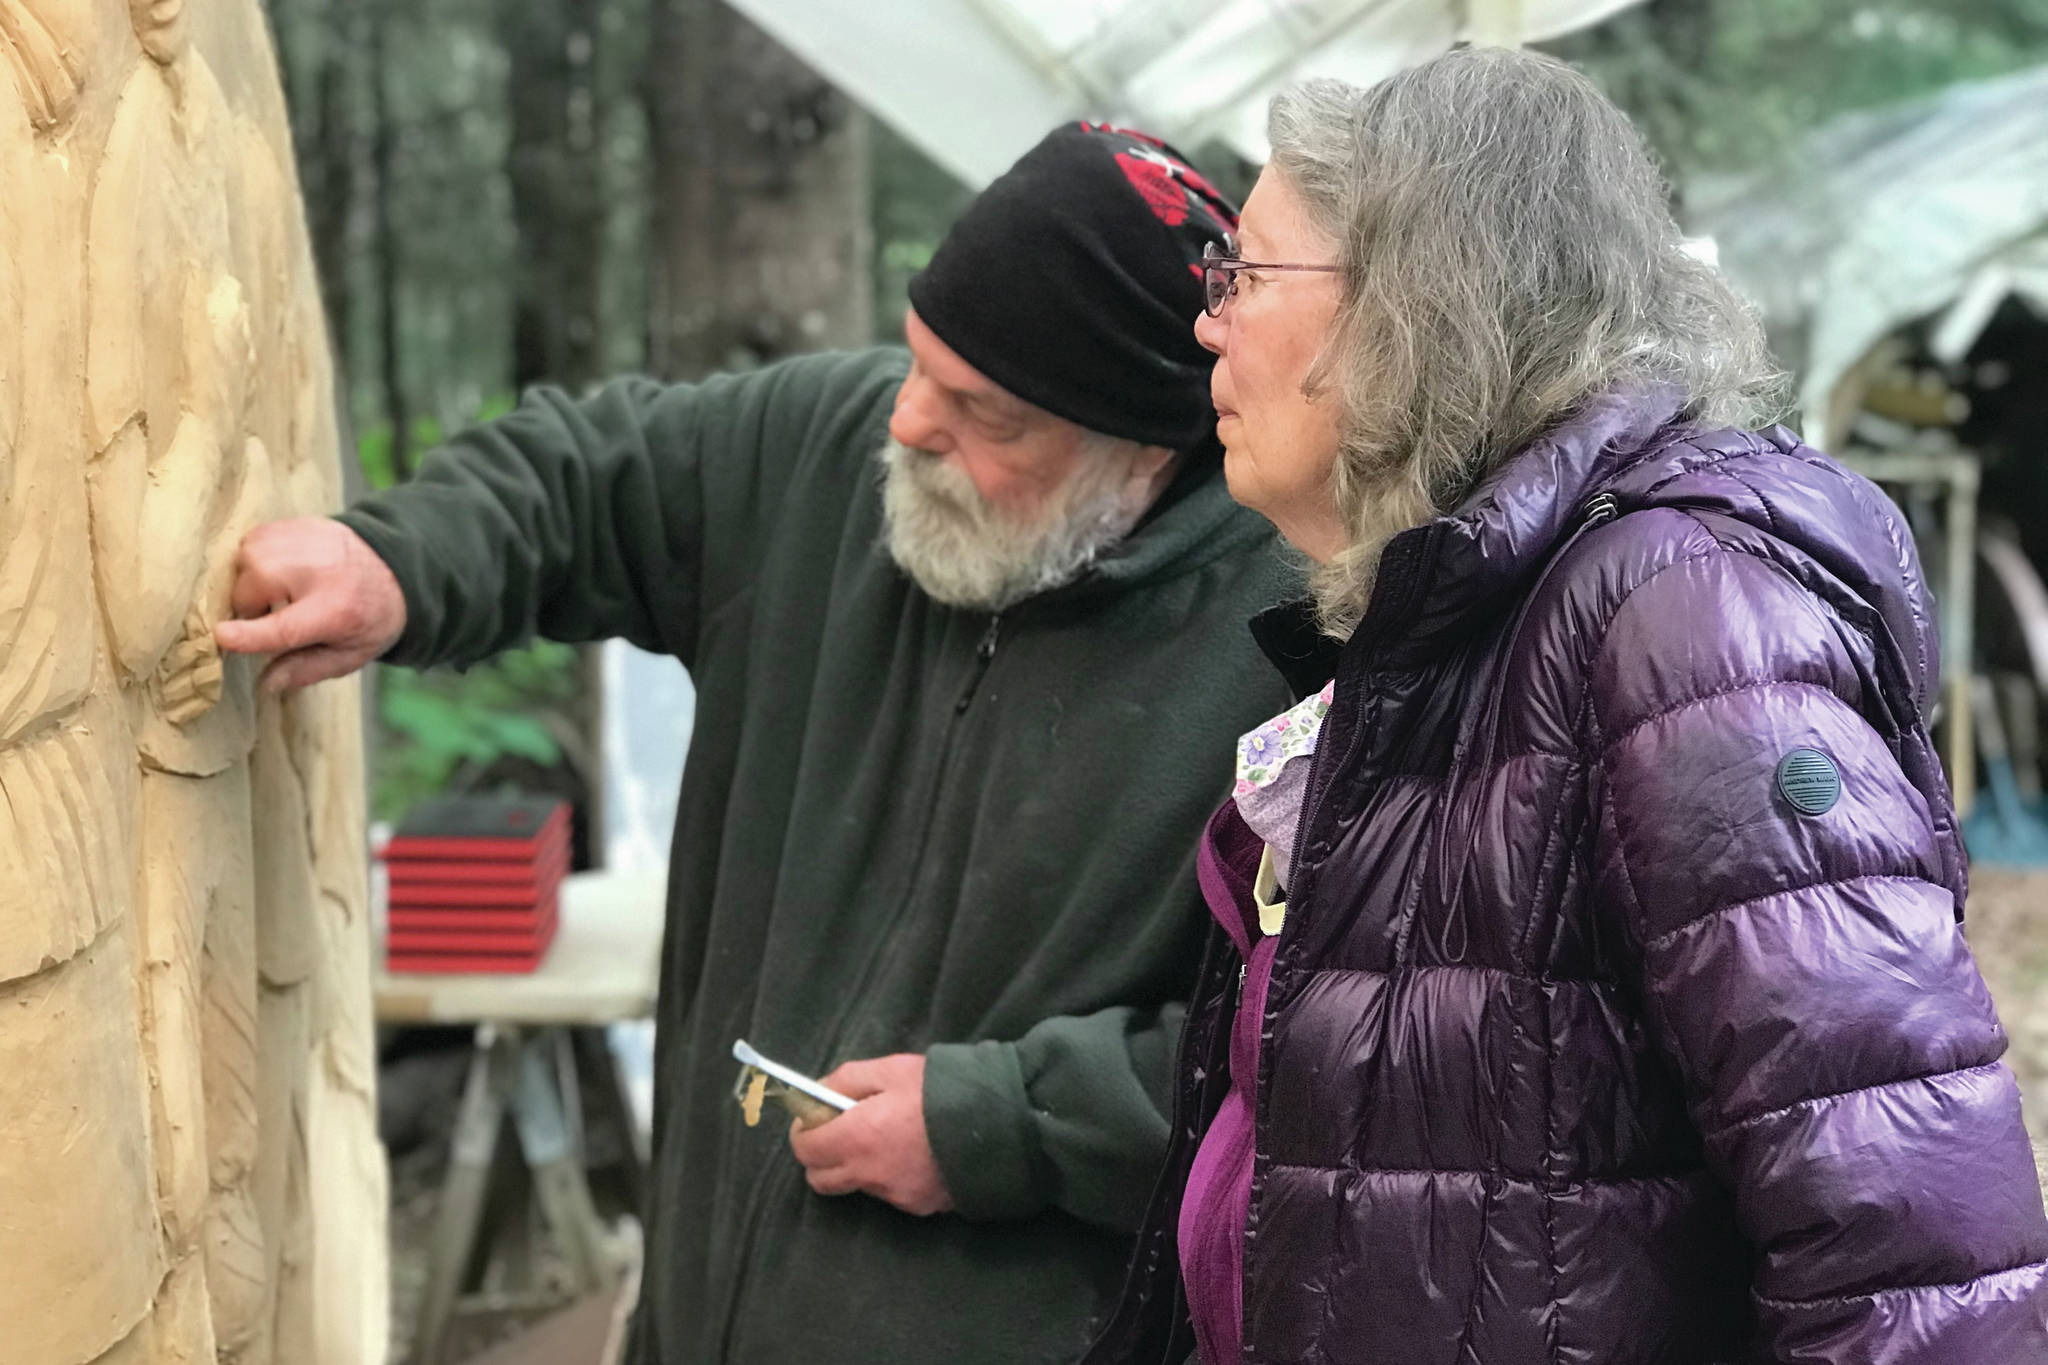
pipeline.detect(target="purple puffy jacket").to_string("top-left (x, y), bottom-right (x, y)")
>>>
top-left (1088, 391), bottom-right (2048, 1364)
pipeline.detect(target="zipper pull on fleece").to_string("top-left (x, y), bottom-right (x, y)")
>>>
top-left (955, 614), bottom-right (1002, 713)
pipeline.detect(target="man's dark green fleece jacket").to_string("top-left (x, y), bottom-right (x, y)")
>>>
top-left (339, 347), bottom-right (1294, 1364)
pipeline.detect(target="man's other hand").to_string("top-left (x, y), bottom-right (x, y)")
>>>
top-left (788, 1053), bottom-right (955, 1217)
top-left (214, 518), bottom-right (406, 693)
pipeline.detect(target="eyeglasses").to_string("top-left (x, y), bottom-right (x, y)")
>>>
top-left (1201, 235), bottom-right (1341, 317)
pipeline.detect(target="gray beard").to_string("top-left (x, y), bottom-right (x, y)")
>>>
top-left (878, 436), bottom-right (1150, 613)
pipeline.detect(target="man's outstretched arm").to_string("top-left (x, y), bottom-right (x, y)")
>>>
top-left (219, 350), bottom-right (905, 683)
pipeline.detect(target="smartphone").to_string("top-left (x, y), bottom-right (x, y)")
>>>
top-left (732, 1038), bottom-right (856, 1129)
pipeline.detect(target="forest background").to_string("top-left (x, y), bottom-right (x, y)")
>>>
top-left (250, 0), bottom-right (2048, 822)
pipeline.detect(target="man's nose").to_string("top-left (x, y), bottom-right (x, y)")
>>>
top-left (889, 377), bottom-right (954, 453)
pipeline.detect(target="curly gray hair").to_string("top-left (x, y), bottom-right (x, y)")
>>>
top-left (1268, 47), bottom-right (1780, 637)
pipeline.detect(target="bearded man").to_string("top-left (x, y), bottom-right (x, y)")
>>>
top-left (217, 124), bottom-right (1292, 1365)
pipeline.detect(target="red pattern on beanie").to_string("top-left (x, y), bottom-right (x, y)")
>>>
top-left (1117, 150), bottom-right (1190, 226)
top-left (1081, 119), bottom-right (1165, 146)
top-left (1083, 122), bottom-right (1225, 195)
top-left (1112, 143), bottom-right (1235, 240)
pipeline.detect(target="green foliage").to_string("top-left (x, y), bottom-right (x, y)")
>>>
top-left (357, 424), bottom-right (397, 491)
top-left (372, 639), bottom-right (582, 822)
top-left (356, 394), bottom-right (517, 489)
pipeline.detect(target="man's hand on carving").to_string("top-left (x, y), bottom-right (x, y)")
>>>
top-left (786, 1053), bottom-right (956, 1217)
top-left (214, 518), bottom-right (406, 692)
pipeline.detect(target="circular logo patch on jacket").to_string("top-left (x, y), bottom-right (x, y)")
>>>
top-left (1776, 748), bottom-right (1842, 815)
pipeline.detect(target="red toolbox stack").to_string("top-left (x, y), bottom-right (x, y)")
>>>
top-left (383, 796), bottom-right (571, 973)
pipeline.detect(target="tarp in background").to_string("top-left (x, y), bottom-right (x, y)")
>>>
top-left (725, 0), bottom-right (1647, 187)
top-left (1689, 63), bottom-right (2048, 444)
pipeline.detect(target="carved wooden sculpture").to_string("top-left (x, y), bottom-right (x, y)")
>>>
top-left (0, 2), bottom-right (386, 1362)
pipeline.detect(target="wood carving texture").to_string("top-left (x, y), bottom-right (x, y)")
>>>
top-left (0, 3), bottom-right (387, 1362)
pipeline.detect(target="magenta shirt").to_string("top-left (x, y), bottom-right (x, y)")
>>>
top-left (1179, 802), bottom-right (1276, 1365)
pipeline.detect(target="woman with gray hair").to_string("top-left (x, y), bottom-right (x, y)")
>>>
top-left (1086, 47), bottom-right (2048, 1365)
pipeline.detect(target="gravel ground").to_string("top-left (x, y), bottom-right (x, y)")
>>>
top-left (1965, 864), bottom-right (2048, 1142)
top-left (386, 1140), bottom-right (451, 1365)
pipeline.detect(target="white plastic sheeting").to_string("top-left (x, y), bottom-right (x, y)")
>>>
top-left (725, 0), bottom-right (1647, 187)
top-left (599, 640), bottom-right (693, 1132)
top-left (601, 639), bottom-right (695, 874)
top-left (1690, 64), bottom-right (2048, 439)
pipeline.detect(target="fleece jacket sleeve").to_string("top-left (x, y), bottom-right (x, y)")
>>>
top-left (923, 1001), bottom-right (1185, 1234)
top-left (335, 349), bottom-right (901, 671)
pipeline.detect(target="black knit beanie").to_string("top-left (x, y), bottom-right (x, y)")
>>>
top-left (908, 122), bottom-right (1239, 456)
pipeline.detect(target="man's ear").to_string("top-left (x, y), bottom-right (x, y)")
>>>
top-left (1131, 443), bottom-right (1179, 483)
top-left (1126, 443), bottom-right (1182, 511)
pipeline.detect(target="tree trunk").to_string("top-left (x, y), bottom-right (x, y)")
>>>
top-left (264, 0), bottom-right (305, 134)
top-left (502, 0), bottom-right (606, 392)
top-left (369, 0), bottom-right (410, 475)
top-left (307, 2), bottom-right (359, 389)
top-left (642, 0), bottom-right (872, 381)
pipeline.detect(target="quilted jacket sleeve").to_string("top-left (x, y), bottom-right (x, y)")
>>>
top-left (1586, 526), bottom-right (2048, 1362)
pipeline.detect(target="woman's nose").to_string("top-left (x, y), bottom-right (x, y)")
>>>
top-left (1193, 305), bottom-right (1226, 358)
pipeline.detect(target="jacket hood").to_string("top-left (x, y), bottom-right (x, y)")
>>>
top-left (1358, 389), bottom-right (1942, 718)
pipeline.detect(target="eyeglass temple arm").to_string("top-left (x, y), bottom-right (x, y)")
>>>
top-left (1224, 260), bottom-right (1342, 273)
